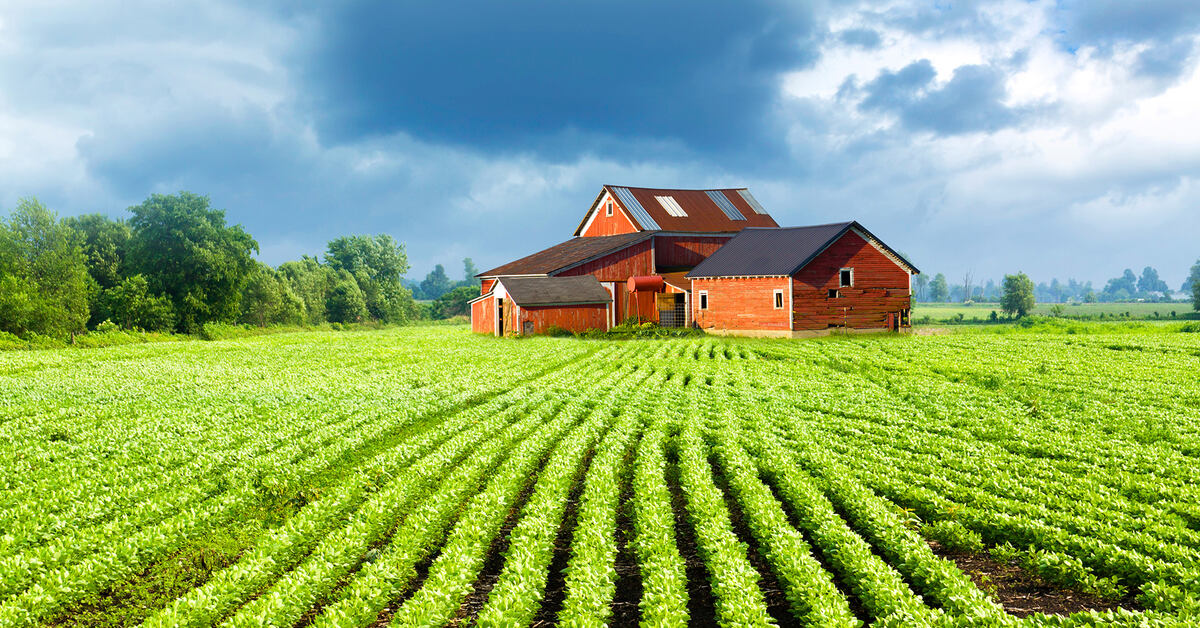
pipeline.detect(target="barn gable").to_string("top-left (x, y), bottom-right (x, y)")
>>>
top-left (574, 185), bottom-right (778, 237)
top-left (686, 222), bottom-right (918, 278)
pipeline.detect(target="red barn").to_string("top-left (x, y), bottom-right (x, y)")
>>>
top-left (686, 222), bottom-right (919, 336)
top-left (470, 186), bottom-right (918, 337)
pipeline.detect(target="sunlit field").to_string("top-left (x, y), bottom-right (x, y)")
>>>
top-left (2, 326), bottom-right (1198, 626)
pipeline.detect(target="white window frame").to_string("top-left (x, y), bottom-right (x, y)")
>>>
top-left (605, 200), bottom-right (613, 216)
top-left (773, 289), bottom-right (784, 310)
top-left (839, 267), bottom-right (854, 288)
top-left (698, 290), bottom-right (709, 310)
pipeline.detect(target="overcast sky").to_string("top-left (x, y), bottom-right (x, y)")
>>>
top-left (2, 1), bottom-right (1198, 287)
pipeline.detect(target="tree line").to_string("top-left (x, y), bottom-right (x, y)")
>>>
top-left (914, 264), bottom-right (1200, 310)
top-left (0, 192), bottom-right (483, 341)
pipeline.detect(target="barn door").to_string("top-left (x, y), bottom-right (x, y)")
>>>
top-left (501, 299), bottom-right (513, 336)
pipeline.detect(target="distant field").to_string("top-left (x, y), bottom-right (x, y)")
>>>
top-left (915, 301), bottom-right (1198, 323)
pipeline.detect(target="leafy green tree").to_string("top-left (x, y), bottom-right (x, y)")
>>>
top-left (1194, 279), bottom-right (1200, 312)
top-left (420, 264), bottom-right (453, 300)
top-left (430, 285), bottom-right (479, 319)
top-left (1137, 266), bottom-right (1168, 294)
top-left (326, 272), bottom-right (368, 323)
top-left (1183, 259), bottom-right (1200, 302)
top-left (63, 214), bottom-right (132, 327)
top-left (325, 234), bottom-right (414, 323)
top-left (1001, 272), bottom-right (1036, 318)
top-left (103, 275), bottom-right (175, 331)
top-left (239, 262), bottom-right (304, 327)
top-left (279, 256), bottom-right (336, 324)
top-left (462, 257), bottom-right (481, 287)
top-left (0, 198), bottom-right (91, 338)
top-left (929, 273), bottom-right (949, 302)
top-left (126, 192), bottom-right (258, 332)
top-left (1102, 269), bottom-right (1137, 300)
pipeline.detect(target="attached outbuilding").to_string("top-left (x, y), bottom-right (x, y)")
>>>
top-left (686, 221), bottom-right (919, 337)
top-left (470, 275), bottom-right (612, 336)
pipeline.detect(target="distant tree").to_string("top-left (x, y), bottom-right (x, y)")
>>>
top-left (239, 262), bottom-right (304, 327)
top-left (430, 285), bottom-right (479, 319)
top-left (126, 192), bottom-right (258, 332)
top-left (462, 257), bottom-right (481, 287)
top-left (961, 271), bottom-right (973, 303)
top-left (1137, 266), bottom-right (1168, 294)
top-left (1194, 279), bottom-right (1200, 311)
top-left (929, 273), bottom-right (949, 302)
top-left (420, 264), bottom-right (454, 300)
top-left (1102, 268), bottom-right (1138, 301)
top-left (1084, 290), bottom-right (1097, 303)
top-left (1001, 272), bottom-right (1035, 318)
top-left (1049, 278), bottom-right (1064, 303)
top-left (912, 274), bottom-right (929, 302)
top-left (103, 274), bottom-right (175, 331)
top-left (1182, 259), bottom-right (1200, 301)
top-left (325, 234), bottom-right (414, 323)
top-left (325, 272), bottom-right (369, 323)
top-left (0, 198), bottom-right (91, 339)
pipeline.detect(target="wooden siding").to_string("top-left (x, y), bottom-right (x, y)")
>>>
top-left (581, 197), bottom-right (639, 237)
top-left (556, 240), bottom-right (653, 282)
top-left (792, 230), bottom-right (911, 331)
top-left (518, 304), bottom-right (609, 334)
top-left (480, 278), bottom-right (496, 295)
top-left (471, 295), bottom-right (495, 334)
top-left (691, 276), bottom-right (791, 332)
top-left (653, 235), bottom-right (731, 269)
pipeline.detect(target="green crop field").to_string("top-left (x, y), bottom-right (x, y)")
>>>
top-left (2, 326), bottom-right (1199, 627)
top-left (913, 301), bottom-right (1197, 324)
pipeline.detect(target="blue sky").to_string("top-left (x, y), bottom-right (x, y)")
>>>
top-left (2, 0), bottom-right (1199, 288)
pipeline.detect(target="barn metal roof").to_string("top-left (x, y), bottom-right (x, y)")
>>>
top-left (574, 186), bottom-right (779, 235)
top-left (499, 275), bottom-right (613, 307)
top-left (686, 222), bottom-right (920, 278)
top-left (477, 231), bottom-right (654, 278)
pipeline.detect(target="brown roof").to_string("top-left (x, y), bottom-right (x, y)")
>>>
top-left (500, 275), bottom-right (612, 307)
top-left (660, 271), bottom-right (692, 292)
top-left (477, 231), bottom-right (654, 277)
top-left (574, 185), bottom-right (779, 235)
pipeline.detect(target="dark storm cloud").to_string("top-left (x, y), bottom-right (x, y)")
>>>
top-left (295, 0), bottom-right (821, 162)
top-left (857, 60), bottom-right (1031, 135)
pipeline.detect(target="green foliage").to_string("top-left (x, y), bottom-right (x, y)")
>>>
top-left (239, 263), bottom-right (304, 327)
top-left (0, 198), bottom-right (91, 339)
top-left (103, 274), bottom-right (176, 332)
top-left (462, 257), bottom-right (481, 287)
top-left (419, 263), bottom-right (454, 300)
top-left (278, 256), bottom-right (336, 325)
top-left (126, 192), bottom-right (258, 333)
top-left (929, 273), bottom-right (949, 302)
top-left (428, 285), bottom-right (478, 319)
top-left (1001, 272), bottom-right (1036, 317)
top-left (325, 274), bottom-right (369, 323)
top-left (325, 234), bottom-right (414, 323)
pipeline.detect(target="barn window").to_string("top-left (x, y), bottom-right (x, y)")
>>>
top-left (773, 289), bottom-right (784, 309)
top-left (828, 289), bottom-right (840, 298)
top-left (840, 268), bottom-right (854, 287)
top-left (605, 200), bottom-right (613, 216)
top-left (699, 291), bottom-right (708, 310)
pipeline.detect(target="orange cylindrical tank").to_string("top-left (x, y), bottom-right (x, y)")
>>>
top-left (627, 275), bottom-right (665, 292)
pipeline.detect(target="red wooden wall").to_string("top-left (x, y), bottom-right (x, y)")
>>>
top-left (557, 240), bottom-right (653, 282)
top-left (654, 235), bottom-right (730, 269)
top-left (792, 230), bottom-right (911, 331)
top-left (518, 304), bottom-right (609, 334)
top-left (480, 278), bottom-right (496, 295)
top-left (691, 277), bottom-right (790, 332)
top-left (471, 295), bottom-right (495, 334)
top-left (580, 197), bottom-right (639, 237)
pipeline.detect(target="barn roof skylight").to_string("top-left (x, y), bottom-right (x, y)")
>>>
top-left (655, 195), bottom-right (688, 217)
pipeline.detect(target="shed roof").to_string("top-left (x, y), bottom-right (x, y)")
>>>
top-left (686, 222), bottom-right (919, 278)
top-left (574, 186), bottom-right (779, 236)
top-left (499, 275), bottom-right (612, 307)
top-left (477, 231), bottom-right (654, 278)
